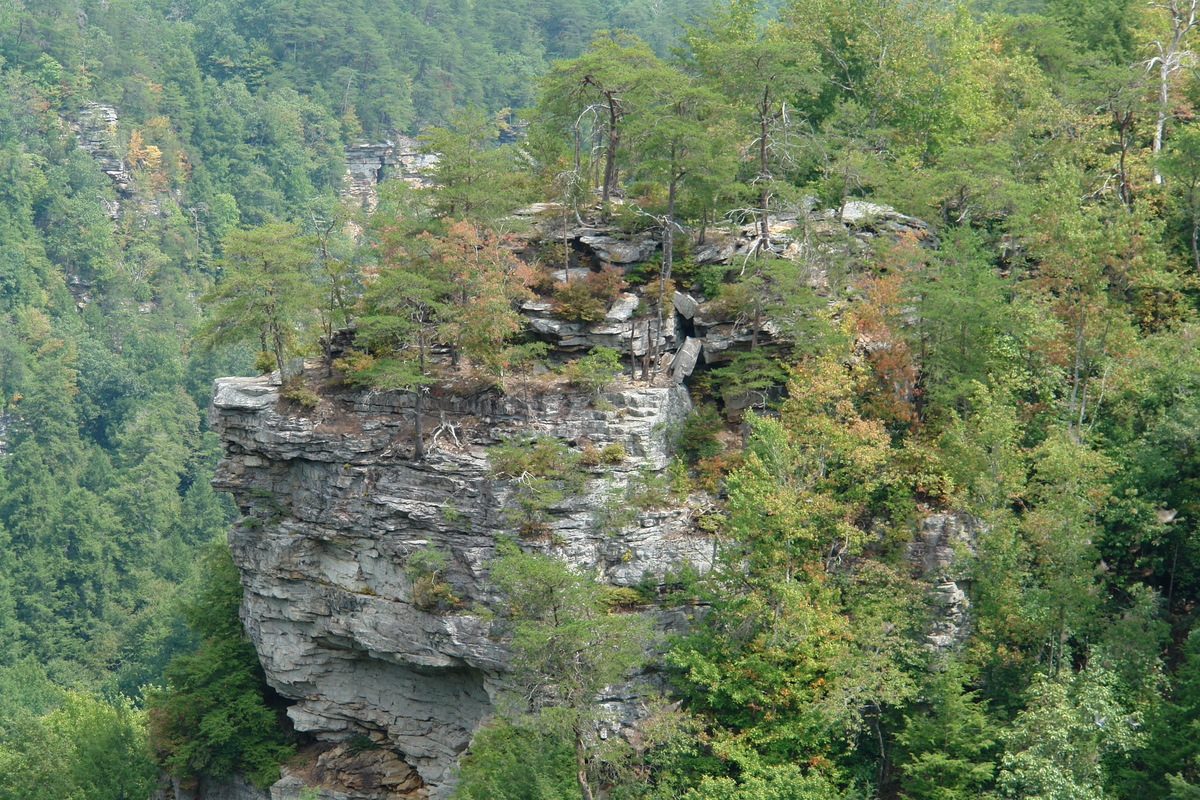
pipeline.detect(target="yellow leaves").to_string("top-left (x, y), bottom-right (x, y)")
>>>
top-left (126, 118), bottom-right (184, 191)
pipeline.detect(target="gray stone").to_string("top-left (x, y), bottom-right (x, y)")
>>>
top-left (671, 291), bottom-right (699, 319)
top-left (693, 240), bottom-right (736, 265)
top-left (173, 775), bottom-right (269, 800)
top-left (210, 376), bottom-right (706, 799)
top-left (836, 200), bottom-right (891, 224)
top-left (578, 234), bottom-right (656, 264)
top-left (905, 512), bottom-right (978, 652)
top-left (550, 267), bottom-right (592, 283)
top-left (606, 293), bottom-right (640, 322)
top-left (342, 137), bottom-right (437, 211)
top-left (671, 337), bottom-right (702, 383)
top-left (73, 102), bottom-right (132, 193)
top-left (212, 377), bottom-right (279, 411)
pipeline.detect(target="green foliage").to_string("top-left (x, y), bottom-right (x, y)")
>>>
top-left (563, 346), bottom-right (625, 397)
top-left (552, 267), bottom-right (629, 323)
top-left (280, 376), bottom-right (321, 409)
top-left (455, 720), bottom-right (578, 800)
top-left (676, 405), bottom-right (725, 462)
top-left (486, 544), bottom-right (653, 800)
top-left (420, 106), bottom-right (528, 223)
top-left (198, 223), bottom-right (318, 382)
top-left (680, 764), bottom-right (859, 800)
top-left (146, 545), bottom-right (295, 788)
top-left (490, 437), bottom-right (587, 537)
top-left (407, 547), bottom-right (461, 612)
top-left (1117, 628), bottom-right (1200, 798)
top-left (489, 437), bottom-right (586, 486)
top-left (893, 664), bottom-right (1000, 800)
top-left (996, 668), bottom-right (1138, 800)
top-left (5, 0), bottom-right (1200, 796)
top-left (0, 691), bottom-right (157, 800)
top-left (580, 440), bottom-right (627, 467)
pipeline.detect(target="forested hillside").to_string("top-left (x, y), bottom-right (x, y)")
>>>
top-left (3, 0), bottom-right (1200, 798)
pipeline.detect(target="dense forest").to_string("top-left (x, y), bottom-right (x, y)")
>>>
top-left (3, 0), bottom-right (1200, 798)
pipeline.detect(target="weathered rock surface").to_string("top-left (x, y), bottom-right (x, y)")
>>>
top-left (509, 199), bottom-right (933, 369)
top-left (207, 199), bottom-right (960, 798)
top-left (343, 138), bottom-right (438, 211)
top-left (906, 512), bottom-right (977, 650)
top-left (211, 373), bottom-right (710, 798)
top-left (273, 743), bottom-right (424, 800)
top-left (73, 102), bottom-right (131, 194)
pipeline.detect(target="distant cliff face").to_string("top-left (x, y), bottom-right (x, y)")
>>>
top-left (210, 374), bottom-right (705, 799)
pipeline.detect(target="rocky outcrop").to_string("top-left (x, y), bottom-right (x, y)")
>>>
top-left (510, 199), bottom-right (933, 375)
top-left (211, 373), bottom-right (710, 798)
top-left (273, 743), bottom-right (423, 800)
top-left (72, 102), bottom-right (131, 197)
top-left (170, 775), bottom-right (268, 800)
top-left (906, 512), bottom-right (977, 650)
top-left (0, 410), bottom-right (13, 456)
top-left (343, 138), bottom-right (438, 211)
top-left (208, 198), bottom-right (958, 798)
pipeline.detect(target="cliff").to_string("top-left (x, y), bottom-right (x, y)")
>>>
top-left (207, 202), bottom-right (963, 799)
top-left (211, 373), bottom-right (706, 799)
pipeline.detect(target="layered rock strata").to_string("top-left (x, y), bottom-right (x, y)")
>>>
top-left (906, 512), bottom-right (977, 650)
top-left (73, 102), bottom-right (132, 194)
top-left (211, 374), bottom-right (709, 798)
top-left (343, 138), bottom-right (437, 211)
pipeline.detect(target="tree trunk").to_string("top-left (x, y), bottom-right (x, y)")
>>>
top-left (414, 334), bottom-right (427, 460)
top-left (1156, 55), bottom-right (1171, 184)
top-left (574, 727), bottom-right (595, 800)
top-left (1151, 1), bottom-right (1199, 183)
top-left (653, 178), bottom-right (678, 376)
top-left (413, 387), bottom-right (425, 460)
top-left (1192, 216), bottom-right (1200, 272)
top-left (1116, 110), bottom-right (1134, 207)
top-left (758, 88), bottom-right (771, 248)
top-left (602, 88), bottom-right (620, 212)
top-left (272, 326), bottom-right (287, 383)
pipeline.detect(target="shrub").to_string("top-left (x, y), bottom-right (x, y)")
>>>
top-left (280, 376), bottom-right (320, 409)
top-left (599, 442), bottom-right (627, 464)
top-left (488, 436), bottom-right (583, 486)
top-left (563, 346), bottom-right (624, 397)
top-left (552, 266), bottom-right (627, 322)
top-left (407, 547), bottom-right (460, 612)
top-left (489, 437), bottom-right (585, 539)
top-left (600, 585), bottom-right (645, 610)
top-left (254, 351), bottom-right (279, 375)
top-left (676, 405), bottom-right (725, 462)
top-left (412, 574), bottom-right (460, 611)
top-left (627, 465), bottom-right (672, 510)
top-left (146, 546), bottom-right (296, 788)
top-left (454, 720), bottom-right (577, 800)
top-left (593, 486), bottom-right (639, 535)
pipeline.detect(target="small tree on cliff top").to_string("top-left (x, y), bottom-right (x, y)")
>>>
top-left (198, 222), bottom-right (317, 382)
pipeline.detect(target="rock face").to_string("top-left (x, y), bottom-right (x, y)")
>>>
top-left (208, 201), bottom-right (958, 798)
top-left (170, 775), bottom-right (268, 800)
top-left (211, 374), bottom-right (709, 798)
top-left (72, 102), bottom-right (132, 194)
top-left (0, 410), bottom-right (12, 456)
top-left (906, 512), bottom-right (977, 650)
top-left (343, 138), bottom-right (438, 211)
top-left (510, 200), bottom-right (934, 376)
